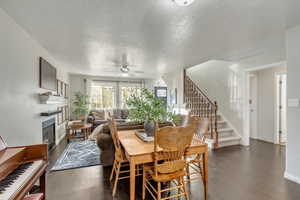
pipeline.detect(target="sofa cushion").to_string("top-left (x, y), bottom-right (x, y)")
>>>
top-left (94, 119), bottom-right (107, 126)
top-left (91, 110), bottom-right (105, 120)
top-left (121, 109), bottom-right (129, 119)
top-left (112, 109), bottom-right (122, 119)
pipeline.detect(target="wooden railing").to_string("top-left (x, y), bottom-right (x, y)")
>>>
top-left (183, 70), bottom-right (219, 148)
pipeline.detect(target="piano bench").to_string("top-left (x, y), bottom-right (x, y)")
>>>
top-left (23, 193), bottom-right (44, 200)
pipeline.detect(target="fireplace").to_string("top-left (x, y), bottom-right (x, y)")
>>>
top-left (42, 118), bottom-right (56, 151)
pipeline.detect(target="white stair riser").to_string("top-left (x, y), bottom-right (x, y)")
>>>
top-left (218, 139), bottom-right (241, 148)
top-left (219, 130), bottom-right (234, 138)
top-left (217, 122), bottom-right (227, 129)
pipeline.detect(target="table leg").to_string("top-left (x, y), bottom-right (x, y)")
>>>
top-left (203, 152), bottom-right (208, 200)
top-left (130, 159), bottom-right (136, 200)
top-left (84, 129), bottom-right (87, 140)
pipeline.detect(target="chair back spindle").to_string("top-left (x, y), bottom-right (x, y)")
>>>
top-left (153, 124), bottom-right (196, 177)
top-left (188, 116), bottom-right (210, 142)
top-left (184, 70), bottom-right (219, 148)
top-left (108, 117), bottom-right (124, 161)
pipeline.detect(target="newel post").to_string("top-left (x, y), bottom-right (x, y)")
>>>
top-left (183, 69), bottom-right (186, 104)
top-left (214, 101), bottom-right (218, 149)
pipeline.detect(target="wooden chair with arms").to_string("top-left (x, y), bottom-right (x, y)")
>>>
top-left (108, 117), bottom-right (141, 196)
top-left (185, 116), bottom-right (210, 198)
top-left (142, 124), bottom-right (196, 200)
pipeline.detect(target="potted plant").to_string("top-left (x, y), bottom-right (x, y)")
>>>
top-left (126, 88), bottom-right (176, 136)
top-left (72, 92), bottom-right (90, 122)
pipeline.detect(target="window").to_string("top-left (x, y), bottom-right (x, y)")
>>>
top-left (120, 84), bottom-right (142, 108)
top-left (89, 80), bottom-right (143, 109)
top-left (90, 82), bottom-right (116, 109)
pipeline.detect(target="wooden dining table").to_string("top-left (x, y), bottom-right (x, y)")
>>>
top-left (118, 129), bottom-right (209, 200)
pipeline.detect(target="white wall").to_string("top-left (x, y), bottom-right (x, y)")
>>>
top-left (144, 78), bottom-right (167, 92)
top-left (162, 70), bottom-right (185, 112)
top-left (186, 60), bottom-right (245, 139)
top-left (0, 8), bottom-right (69, 146)
top-left (252, 66), bottom-right (286, 143)
top-left (285, 25), bottom-right (300, 184)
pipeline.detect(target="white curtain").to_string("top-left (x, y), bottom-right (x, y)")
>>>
top-left (84, 78), bottom-right (93, 110)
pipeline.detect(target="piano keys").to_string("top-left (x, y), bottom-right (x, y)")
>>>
top-left (0, 137), bottom-right (48, 200)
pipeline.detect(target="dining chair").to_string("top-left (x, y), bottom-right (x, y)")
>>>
top-left (142, 124), bottom-right (196, 200)
top-left (107, 117), bottom-right (141, 196)
top-left (185, 116), bottom-right (210, 188)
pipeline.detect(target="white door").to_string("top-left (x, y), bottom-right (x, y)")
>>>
top-left (277, 74), bottom-right (287, 144)
top-left (249, 75), bottom-right (257, 139)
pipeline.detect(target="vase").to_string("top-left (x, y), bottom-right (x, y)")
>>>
top-left (144, 120), bottom-right (155, 137)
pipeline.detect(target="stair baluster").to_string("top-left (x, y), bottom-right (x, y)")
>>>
top-left (184, 71), bottom-right (219, 148)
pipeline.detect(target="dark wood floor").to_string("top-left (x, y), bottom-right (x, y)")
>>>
top-left (46, 139), bottom-right (300, 200)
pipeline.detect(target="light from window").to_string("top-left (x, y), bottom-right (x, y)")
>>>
top-left (121, 86), bottom-right (142, 108)
top-left (90, 85), bottom-right (116, 109)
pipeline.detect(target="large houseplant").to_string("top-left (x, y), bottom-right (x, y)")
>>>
top-left (72, 92), bottom-right (90, 121)
top-left (126, 88), bottom-right (175, 136)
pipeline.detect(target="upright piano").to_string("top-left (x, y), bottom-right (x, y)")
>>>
top-left (0, 137), bottom-right (48, 200)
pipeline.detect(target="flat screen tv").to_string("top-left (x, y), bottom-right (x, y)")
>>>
top-left (39, 57), bottom-right (57, 91)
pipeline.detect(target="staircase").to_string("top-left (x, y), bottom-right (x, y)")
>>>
top-left (209, 115), bottom-right (241, 148)
top-left (184, 70), bottom-right (241, 148)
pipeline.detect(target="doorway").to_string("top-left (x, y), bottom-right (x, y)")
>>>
top-left (276, 73), bottom-right (287, 145)
top-left (249, 74), bottom-right (258, 139)
top-left (246, 64), bottom-right (287, 144)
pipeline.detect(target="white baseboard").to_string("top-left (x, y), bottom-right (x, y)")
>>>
top-left (284, 171), bottom-right (300, 184)
top-left (240, 138), bottom-right (250, 146)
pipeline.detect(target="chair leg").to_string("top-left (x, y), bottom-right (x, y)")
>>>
top-left (181, 177), bottom-right (190, 200)
top-left (177, 178), bottom-right (181, 199)
top-left (186, 163), bottom-right (191, 181)
top-left (198, 161), bottom-right (204, 184)
top-left (157, 182), bottom-right (161, 200)
top-left (142, 168), bottom-right (146, 200)
top-left (185, 155), bottom-right (191, 181)
top-left (112, 161), bottom-right (121, 196)
top-left (110, 160), bottom-right (116, 182)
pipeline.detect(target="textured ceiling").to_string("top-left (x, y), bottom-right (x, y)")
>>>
top-left (0, 0), bottom-right (296, 78)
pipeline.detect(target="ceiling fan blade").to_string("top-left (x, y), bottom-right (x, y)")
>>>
top-left (132, 70), bottom-right (144, 74)
top-left (102, 64), bottom-right (120, 68)
top-left (102, 67), bottom-right (119, 72)
top-left (127, 64), bottom-right (139, 68)
top-left (122, 54), bottom-right (128, 65)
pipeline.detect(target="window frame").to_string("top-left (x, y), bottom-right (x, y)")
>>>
top-left (90, 80), bottom-right (144, 110)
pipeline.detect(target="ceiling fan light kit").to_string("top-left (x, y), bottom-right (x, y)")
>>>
top-left (173, 0), bottom-right (194, 6)
top-left (120, 66), bottom-right (130, 73)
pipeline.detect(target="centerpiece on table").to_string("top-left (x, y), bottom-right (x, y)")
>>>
top-left (126, 88), bottom-right (176, 137)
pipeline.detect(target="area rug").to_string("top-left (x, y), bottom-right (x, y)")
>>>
top-left (51, 140), bottom-right (101, 171)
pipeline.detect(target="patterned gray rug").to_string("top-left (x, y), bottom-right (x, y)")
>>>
top-left (51, 140), bottom-right (101, 171)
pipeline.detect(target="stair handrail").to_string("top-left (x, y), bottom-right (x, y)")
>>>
top-left (183, 70), bottom-right (219, 148)
top-left (185, 76), bottom-right (217, 109)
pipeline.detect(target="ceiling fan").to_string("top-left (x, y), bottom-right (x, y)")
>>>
top-left (102, 54), bottom-right (144, 75)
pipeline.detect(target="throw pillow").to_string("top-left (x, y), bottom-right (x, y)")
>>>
top-left (91, 111), bottom-right (105, 120)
